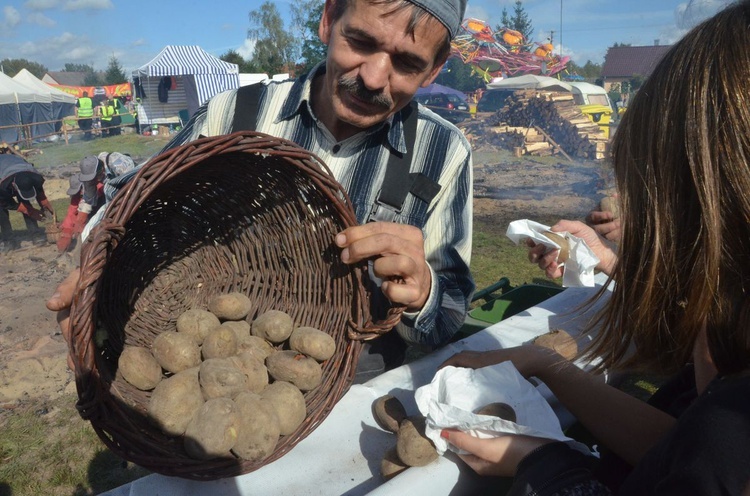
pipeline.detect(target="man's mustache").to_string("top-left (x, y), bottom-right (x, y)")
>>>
top-left (338, 77), bottom-right (392, 110)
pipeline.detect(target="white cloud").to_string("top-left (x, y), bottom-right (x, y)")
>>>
top-left (130, 38), bottom-right (147, 47)
top-left (27, 12), bottom-right (56, 27)
top-left (237, 38), bottom-right (256, 60)
top-left (3, 6), bottom-right (22, 29)
top-left (62, 0), bottom-right (113, 11)
top-left (24, 0), bottom-right (60, 10)
top-left (675, 0), bottom-right (731, 29)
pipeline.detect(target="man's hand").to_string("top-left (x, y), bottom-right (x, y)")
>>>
top-left (39, 198), bottom-right (55, 216)
top-left (46, 268), bottom-right (80, 371)
top-left (586, 210), bottom-right (621, 243)
top-left (17, 203), bottom-right (43, 221)
top-left (336, 222), bottom-right (431, 312)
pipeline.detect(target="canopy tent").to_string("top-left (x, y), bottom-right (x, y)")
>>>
top-left (0, 71), bottom-right (54, 143)
top-left (13, 68), bottom-right (76, 133)
top-left (486, 74), bottom-right (573, 93)
top-left (415, 83), bottom-right (468, 102)
top-left (132, 45), bottom-right (239, 128)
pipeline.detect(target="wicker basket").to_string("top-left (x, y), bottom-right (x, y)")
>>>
top-left (68, 131), bottom-right (403, 480)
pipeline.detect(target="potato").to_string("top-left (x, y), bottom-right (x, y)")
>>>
top-left (260, 381), bottom-right (306, 436)
top-left (176, 309), bottom-right (220, 345)
top-left (151, 331), bottom-right (201, 373)
top-left (396, 416), bottom-right (438, 467)
top-left (289, 326), bottom-right (336, 362)
top-left (252, 310), bottom-right (293, 343)
top-left (208, 292), bottom-right (253, 321)
top-left (532, 329), bottom-right (578, 361)
top-left (372, 394), bottom-right (407, 434)
top-left (199, 358), bottom-right (249, 400)
top-left (118, 346), bottom-right (162, 391)
top-left (600, 195), bottom-right (620, 218)
top-left (265, 350), bottom-right (322, 391)
top-left (229, 351), bottom-right (269, 393)
top-left (381, 446), bottom-right (408, 481)
top-left (184, 397), bottom-right (240, 460)
top-left (238, 335), bottom-right (275, 362)
top-left (475, 402), bottom-right (517, 423)
top-left (222, 320), bottom-right (251, 347)
top-left (148, 367), bottom-right (204, 436)
top-left (232, 392), bottom-right (281, 462)
top-left (202, 326), bottom-right (238, 360)
top-left (542, 231), bottom-right (570, 263)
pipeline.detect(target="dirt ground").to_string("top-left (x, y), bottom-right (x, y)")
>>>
top-left (0, 144), bottom-right (614, 410)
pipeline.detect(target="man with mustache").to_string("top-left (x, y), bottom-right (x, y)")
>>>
top-left (48, 0), bottom-right (473, 382)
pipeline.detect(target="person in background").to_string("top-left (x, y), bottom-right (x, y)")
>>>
top-left (0, 146), bottom-right (54, 249)
top-left (48, 0), bottom-right (474, 384)
top-left (99, 98), bottom-right (115, 137)
top-left (76, 91), bottom-right (94, 141)
top-left (74, 155), bottom-right (105, 238)
top-left (56, 174), bottom-right (83, 253)
top-left (439, 3), bottom-right (750, 494)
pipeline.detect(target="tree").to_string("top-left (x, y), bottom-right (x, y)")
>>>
top-left (248, 2), bottom-right (298, 75)
top-left (496, 1), bottom-right (533, 49)
top-left (83, 71), bottom-right (101, 86)
top-left (0, 58), bottom-right (48, 78)
top-left (220, 49), bottom-right (260, 73)
top-left (64, 63), bottom-right (94, 73)
top-left (103, 55), bottom-right (127, 84)
top-left (612, 42), bottom-right (632, 48)
top-left (435, 58), bottom-right (484, 92)
top-left (293, 0), bottom-right (326, 74)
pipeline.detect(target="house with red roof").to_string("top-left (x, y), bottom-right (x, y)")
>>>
top-left (601, 44), bottom-right (672, 92)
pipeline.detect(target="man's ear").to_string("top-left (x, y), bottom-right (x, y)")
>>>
top-left (318, 0), bottom-right (336, 46)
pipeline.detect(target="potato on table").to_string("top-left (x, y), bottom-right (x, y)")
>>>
top-left (176, 309), bottom-right (221, 345)
top-left (148, 367), bottom-right (204, 436)
top-left (151, 331), bottom-right (201, 374)
top-left (118, 346), bottom-right (162, 391)
top-left (232, 391), bottom-right (281, 462)
top-left (184, 397), bottom-right (240, 460)
top-left (208, 292), bottom-right (253, 321)
top-left (199, 357), bottom-right (249, 400)
top-left (289, 326), bottom-right (336, 362)
top-left (252, 310), bottom-right (293, 343)
top-left (396, 415), bottom-right (438, 467)
top-left (266, 350), bottom-right (322, 391)
top-left (260, 381), bottom-right (306, 436)
top-left (372, 394), bottom-right (407, 434)
top-left (381, 446), bottom-right (408, 480)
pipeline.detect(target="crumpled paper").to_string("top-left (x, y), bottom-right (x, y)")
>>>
top-left (506, 219), bottom-right (599, 287)
top-left (414, 362), bottom-right (591, 456)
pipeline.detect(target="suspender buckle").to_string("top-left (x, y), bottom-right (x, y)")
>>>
top-left (367, 201), bottom-right (400, 223)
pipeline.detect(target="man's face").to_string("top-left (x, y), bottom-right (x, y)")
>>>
top-left (318, 0), bottom-right (447, 135)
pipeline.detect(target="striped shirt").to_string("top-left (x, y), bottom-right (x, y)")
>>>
top-left (88, 63), bottom-right (474, 347)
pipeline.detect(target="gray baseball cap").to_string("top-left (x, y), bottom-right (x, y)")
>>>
top-left (66, 173), bottom-right (83, 196)
top-left (407, 0), bottom-right (467, 39)
top-left (79, 155), bottom-right (101, 182)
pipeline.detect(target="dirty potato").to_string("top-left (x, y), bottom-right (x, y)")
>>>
top-left (475, 402), bottom-right (517, 423)
top-left (265, 350), bottom-right (322, 391)
top-left (260, 381), bottom-right (306, 436)
top-left (176, 309), bottom-right (221, 345)
top-left (542, 231), bottom-right (570, 263)
top-left (238, 335), bottom-right (275, 362)
top-left (222, 320), bottom-right (251, 348)
top-left (381, 446), bottom-right (408, 481)
top-left (184, 397), bottom-right (240, 460)
top-left (229, 351), bottom-right (269, 393)
top-left (148, 367), bottom-right (204, 436)
top-left (289, 326), bottom-right (336, 362)
top-left (151, 331), bottom-right (201, 374)
top-left (232, 391), bottom-right (281, 462)
top-left (372, 394), bottom-right (407, 434)
top-left (396, 416), bottom-right (438, 467)
top-left (118, 346), bottom-right (162, 391)
top-left (202, 326), bottom-right (238, 360)
top-left (199, 357), bottom-right (249, 400)
top-left (208, 292), bottom-right (253, 321)
top-left (252, 310), bottom-right (293, 344)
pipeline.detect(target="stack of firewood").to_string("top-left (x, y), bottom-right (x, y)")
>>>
top-left (488, 125), bottom-right (554, 157)
top-left (490, 90), bottom-right (609, 160)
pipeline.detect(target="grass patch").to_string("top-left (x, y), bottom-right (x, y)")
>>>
top-left (27, 134), bottom-right (170, 169)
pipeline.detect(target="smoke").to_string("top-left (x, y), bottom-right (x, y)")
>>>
top-left (676, 0), bottom-right (733, 30)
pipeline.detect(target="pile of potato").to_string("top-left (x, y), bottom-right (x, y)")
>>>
top-left (116, 292), bottom-right (336, 461)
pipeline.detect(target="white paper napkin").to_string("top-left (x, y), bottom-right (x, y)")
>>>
top-left (506, 219), bottom-right (599, 287)
top-left (415, 363), bottom-right (591, 456)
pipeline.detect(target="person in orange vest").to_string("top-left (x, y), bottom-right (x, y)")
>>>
top-left (76, 91), bottom-right (94, 141)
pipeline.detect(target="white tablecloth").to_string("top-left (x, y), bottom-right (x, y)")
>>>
top-left (103, 277), bottom-right (612, 496)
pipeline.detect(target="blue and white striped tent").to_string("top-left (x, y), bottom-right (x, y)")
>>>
top-left (132, 45), bottom-right (239, 129)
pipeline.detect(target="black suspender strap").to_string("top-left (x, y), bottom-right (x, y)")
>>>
top-left (231, 82), bottom-right (265, 132)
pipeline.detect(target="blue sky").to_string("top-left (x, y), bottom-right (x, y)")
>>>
top-left (0, 0), bottom-right (732, 76)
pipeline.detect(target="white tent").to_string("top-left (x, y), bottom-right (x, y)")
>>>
top-left (132, 45), bottom-right (239, 128)
top-left (0, 71), bottom-right (53, 143)
top-left (13, 68), bottom-right (76, 133)
top-left (486, 74), bottom-right (573, 93)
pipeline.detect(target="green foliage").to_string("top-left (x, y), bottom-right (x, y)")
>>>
top-left (435, 58), bottom-right (484, 92)
top-left (629, 74), bottom-right (645, 92)
top-left (83, 71), bottom-right (101, 86)
top-left (220, 49), bottom-right (260, 73)
top-left (103, 55), bottom-right (127, 84)
top-left (248, 1), bottom-right (298, 75)
top-left (495, 1), bottom-right (533, 49)
top-left (611, 42), bottom-right (632, 48)
top-left (63, 63), bottom-right (93, 73)
top-left (566, 59), bottom-right (602, 80)
top-left (0, 58), bottom-right (48, 78)
top-left (294, 0), bottom-right (327, 74)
